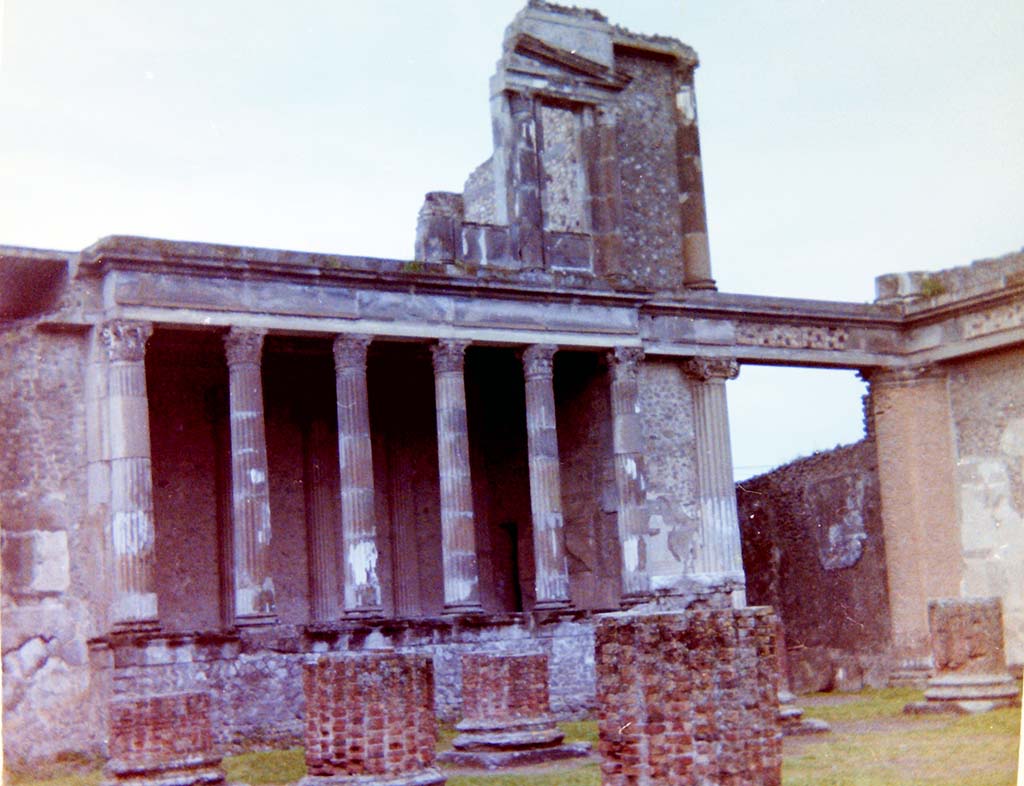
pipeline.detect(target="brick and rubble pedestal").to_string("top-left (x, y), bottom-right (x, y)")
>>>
top-left (103, 692), bottom-right (225, 786)
top-left (596, 608), bottom-right (782, 786)
top-left (301, 653), bottom-right (445, 786)
top-left (905, 597), bottom-right (1021, 715)
top-left (438, 654), bottom-right (591, 769)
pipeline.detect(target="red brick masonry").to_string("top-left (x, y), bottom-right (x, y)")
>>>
top-left (461, 653), bottom-right (549, 721)
top-left (439, 653), bottom-right (591, 769)
top-left (104, 691), bottom-right (224, 786)
top-left (596, 607), bottom-right (782, 786)
top-left (301, 652), bottom-right (445, 786)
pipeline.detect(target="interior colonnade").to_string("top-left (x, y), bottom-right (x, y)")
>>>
top-left (94, 318), bottom-right (744, 634)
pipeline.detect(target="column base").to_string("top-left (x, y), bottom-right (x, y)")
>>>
top-left (111, 619), bottom-right (161, 635)
top-left (619, 593), bottom-right (653, 609)
top-left (439, 717), bottom-right (591, 770)
top-left (531, 598), bottom-right (571, 612)
top-left (103, 754), bottom-right (225, 786)
top-left (234, 613), bottom-right (278, 628)
top-left (299, 769), bottom-right (445, 786)
top-left (904, 673), bottom-right (1021, 715)
top-left (343, 607), bottom-right (385, 621)
top-left (443, 602), bottom-right (484, 616)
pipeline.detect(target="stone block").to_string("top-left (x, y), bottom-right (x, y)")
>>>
top-left (2, 529), bottom-right (70, 595)
top-left (595, 608), bottom-right (782, 786)
top-left (300, 652), bottom-right (444, 786)
top-left (904, 597), bottom-right (1021, 714)
top-left (543, 231), bottom-right (593, 271)
top-left (103, 691), bottom-right (225, 786)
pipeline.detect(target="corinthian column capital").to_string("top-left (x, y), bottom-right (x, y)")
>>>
top-left (607, 346), bottom-right (644, 381)
top-left (333, 334), bottom-right (372, 370)
top-left (224, 328), bottom-right (266, 366)
top-left (683, 357), bottom-right (740, 382)
top-left (432, 339), bottom-right (469, 374)
top-left (100, 320), bottom-right (152, 362)
top-left (522, 344), bottom-right (557, 378)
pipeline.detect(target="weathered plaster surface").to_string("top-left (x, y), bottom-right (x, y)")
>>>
top-left (948, 347), bottom-right (1024, 664)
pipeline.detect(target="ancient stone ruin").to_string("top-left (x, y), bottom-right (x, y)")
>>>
top-left (596, 608), bottom-right (782, 786)
top-left (302, 653), bottom-right (444, 786)
top-left (904, 597), bottom-right (1020, 714)
top-left (439, 653), bottom-right (591, 768)
top-left (103, 692), bottom-right (225, 786)
top-left (1, 0), bottom-right (1023, 778)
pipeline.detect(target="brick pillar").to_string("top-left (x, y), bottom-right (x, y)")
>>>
top-left (224, 327), bottom-right (276, 626)
top-left (906, 598), bottom-right (1020, 714)
top-left (439, 653), bottom-right (590, 769)
top-left (863, 366), bottom-right (961, 659)
top-left (683, 357), bottom-right (746, 606)
top-left (596, 608), bottom-right (782, 786)
top-left (607, 347), bottom-right (651, 603)
top-left (300, 653), bottom-right (444, 786)
top-left (100, 320), bottom-right (159, 631)
top-left (333, 335), bottom-right (383, 617)
top-left (303, 416), bottom-right (339, 623)
top-left (522, 345), bottom-right (570, 610)
top-left (506, 91), bottom-right (544, 269)
top-left (103, 692), bottom-right (224, 786)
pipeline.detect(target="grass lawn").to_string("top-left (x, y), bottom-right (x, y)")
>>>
top-left (6, 689), bottom-right (1019, 786)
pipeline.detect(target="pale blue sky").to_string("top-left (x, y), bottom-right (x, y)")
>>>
top-left (2, 1), bottom-right (1022, 478)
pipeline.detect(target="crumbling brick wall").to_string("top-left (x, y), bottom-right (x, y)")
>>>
top-left (107, 692), bottom-right (216, 766)
top-left (303, 653), bottom-right (438, 780)
top-left (461, 653), bottom-right (549, 722)
top-left (596, 608), bottom-right (781, 786)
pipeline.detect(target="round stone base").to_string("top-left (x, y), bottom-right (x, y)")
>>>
top-left (904, 672), bottom-right (1021, 715)
top-left (437, 742), bottom-right (592, 770)
top-left (102, 754), bottom-right (226, 786)
top-left (298, 768), bottom-right (446, 786)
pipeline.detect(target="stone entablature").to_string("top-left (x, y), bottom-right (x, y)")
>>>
top-left (17, 235), bottom-right (1016, 369)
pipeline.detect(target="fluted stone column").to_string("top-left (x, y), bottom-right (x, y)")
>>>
top-left (683, 357), bottom-right (746, 606)
top-left (607, 346), bottom-right (651, 602)
top-left (101, 320), bottom-right (159, 631)
top-left (224, 328), bottom-right (276, 626)
top-left (333, 335), bottom-right (382, 617)
top-left (431, 340), bottom-right (482, 614)
top-left (522, 345), bottom-right (570, 610)
top-left (303, 417), bottom-right (339, 623)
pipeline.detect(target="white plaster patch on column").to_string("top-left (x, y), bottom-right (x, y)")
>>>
top-left (622, 536), bottom-right (640, 573)
top-left (111, 511), bottom-right (155, 555)
top-left (675, 86), bottom-right (696, 123)
top-left (348, 540), bottom-right (379, 583)
top-left (249, 468), bottom-right (265, 485)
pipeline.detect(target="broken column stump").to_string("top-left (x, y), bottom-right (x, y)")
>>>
top-left (438, 653), bottom-right (591, 769)
top-left (905, 597), bottom-right (1021, 714)
top-left (102, 691), bottom-right (225, 786)
top-left (596, 607), bottom-right (782, 786)
top-left (300, 653), bottom-right (445, 786)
